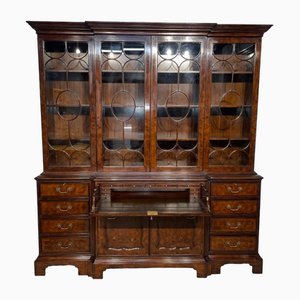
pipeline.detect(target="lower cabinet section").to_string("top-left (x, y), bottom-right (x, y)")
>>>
top-left (34, 176), bottom-right (263, 278)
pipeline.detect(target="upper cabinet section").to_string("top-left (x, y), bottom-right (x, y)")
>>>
top-left (28, 21), bottom-right (271, 173)
top-left (42, 39), bottom-right (94, 169)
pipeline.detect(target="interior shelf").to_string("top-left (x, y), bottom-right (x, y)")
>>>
top-left (102, 70), bottom-right (144, 73)
top-left (158, 72), bottom-right (199, 84)
top-left (47, 104), bottom-right (90, 115)
top-left (46, 71), bottom-right (89, 81)
top-left (210, 138), bottom-right (249, 147)
top-left (210, 106), bottom-right (251, 116)
top-left (102, 71), bottom-right (144, 83)
top-left (48, 139), bottom-right (90, 145)
top-left (212, 73), bottom-right (253, 83)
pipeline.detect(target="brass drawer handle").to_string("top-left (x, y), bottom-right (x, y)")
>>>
top-left (57, 223), bottom-right (73, 230)
top-left (226, 221), bottom-right (241, 229)
top-left (57, 242), bottom-right (73, 249)
top-left (227, 185), bottom-right (243, 194)
top-left (56, 204), bottom-right (72, 212)
top-left (55, 186), bottom-right (74, 194)
top-left (226, 204), bottom-right (242, 212)
top-left (225, 240), bottom-right (241, 248)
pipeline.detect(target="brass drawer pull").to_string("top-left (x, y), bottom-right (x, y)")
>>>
top-left (56, 204), bottom-right (72, 212)
top-left (57, 242), bottom-right (73, 249)
top-left (226, 204), bottom-right (242, 212)
top-left (226, 221), bottom-right (241, 229)
top-left (227, 185), bottom-right (243, 194)
top-left (225, 240), bottom-right (241, 248)
top-left (55, 186), bottom-right (74, 194)
top-left (57, 223), bottom-right (73, 230)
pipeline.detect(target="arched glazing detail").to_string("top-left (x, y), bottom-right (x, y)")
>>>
top-left (101, 41), bottom-right (145, 167)
top-left (44, 41), bottom-right (90, 167)
top-left (209, 43), bottom-right (255, 166)
top-left (156, 41), bottom-right (201, 167)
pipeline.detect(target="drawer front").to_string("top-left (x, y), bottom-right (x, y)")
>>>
top-left (41, 237), bottom-right (90, 253)
top-left (40, 183), bottom-right (89, 197)
top-left (211, 218), bottom-right (257, 233)
top-left (40, 219), bottom-right (89, 234)
top-left (40, 201), bottom-right (89, 216)
top-left (211, 200), bottom-right (257, 215)
top-left (210, 236), bottom-right (257, 252)
top-left (211, 182), bottom-right (259, 197)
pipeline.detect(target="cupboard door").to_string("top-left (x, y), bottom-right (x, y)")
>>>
top-left (97, 217), bottom-right (149, 256)
top-left (98, 36), bottom-right (150, 170)
top-left (150, 217), bottom-right (204, 255)
top-left (151, 36), bottom-right (205, 170)
top-left (205, 38), bottom-right (261, 170)
top-left (42, 39), bottom-right (95, 169)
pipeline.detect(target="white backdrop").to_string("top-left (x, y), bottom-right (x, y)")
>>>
top-left (1, 1), bottom-right (299, 299)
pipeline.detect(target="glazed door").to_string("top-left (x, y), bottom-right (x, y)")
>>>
top-left (97, 36), bottom-right (150, 170)
top-left (41, 37), bottom-right (95, 170)
top-left (204, 38), bottom-right (261, 171)
top-left (151, 36), bottom-right (205, 170)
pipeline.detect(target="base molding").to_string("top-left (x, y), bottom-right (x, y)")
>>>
top-left (209, 254), bottom-right (263, 274)
top-left (34, 255), bottom-right (92, 276)
top-left (92, 256), bottom-right (211, 279)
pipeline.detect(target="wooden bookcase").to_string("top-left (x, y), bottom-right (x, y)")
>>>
top-left (28, 21), bottom-right (271, 278)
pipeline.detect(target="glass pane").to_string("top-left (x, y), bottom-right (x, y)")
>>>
top-left (101, 40), bottom-right (145, 167)
top-left (209, 43), bottom-right (255, 166)
top-left (156, 40), bottom-right (201, 167)
top-left (44, 41), bottom-right (90, 167)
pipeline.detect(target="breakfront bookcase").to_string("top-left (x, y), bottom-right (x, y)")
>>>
top-left (28, 21), bottom-right (271, 278)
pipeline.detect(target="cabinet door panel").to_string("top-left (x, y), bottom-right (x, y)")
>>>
top-left (151, 36), bottom-right (205, 170)
top-left (97, 217), bottom-right (149, 256)
top-left (150, 217), bottom-right (204, 255)
top-left (98, 36), bottom-right (151, 170)
top-left (205, 38), bottom-right (261, 171)
top-left (42, 39), bottom-right (95, 169)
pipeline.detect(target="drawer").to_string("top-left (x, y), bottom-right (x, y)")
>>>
top-left (40, 219), bottom-right (89, 234)
top-left (211, 182), bottom-right (259, 197)
top-left (40, 201), bottom-right (89, 216)
top-left (40, 183), bottom-right (89, 197)
top-left (210, 236), bottom-right (257, 252)
top-left (211, 218), bottom-right (257, 233)
top-left (41, 237), bottom-right (90, 253)
top-left (211, 200), bottom-right (257, 215)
